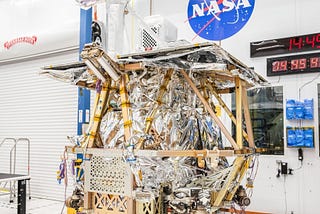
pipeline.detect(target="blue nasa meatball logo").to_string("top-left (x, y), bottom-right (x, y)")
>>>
top-left (187, 0), bottom-right (255, 41)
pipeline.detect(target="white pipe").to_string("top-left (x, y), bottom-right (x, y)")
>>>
top-left (0, 46), bottom-right (78, 65)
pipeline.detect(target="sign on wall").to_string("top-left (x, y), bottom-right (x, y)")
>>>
top-left (0, 0), bottom-right (79, 62)
top-left (251, 32), bottom-right (320, 58)
top-left (267, 53), bottom-right (320, 76)
top-left (187, 0), bottom-right (255, 41)
top-left (4, 36), bottom-right (37, 50)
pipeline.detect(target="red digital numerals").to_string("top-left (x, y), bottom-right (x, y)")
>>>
top-left (290, 58), bottom-right (307, 70)
top-left (272, 60), bottom-right (287, 72)
top-left (289, 37), bottom-right (302, 50)
top-left (310, 57), bottom-right (320, 68)
top-left (270, 55), bottom-right (320, 75)
top-left (289, 34), bottom-right (320, 50)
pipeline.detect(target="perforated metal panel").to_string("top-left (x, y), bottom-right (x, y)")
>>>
top-left (140, 26), bottom-right (159, 51)
top-left (84, 156), bottom-right (132, 196)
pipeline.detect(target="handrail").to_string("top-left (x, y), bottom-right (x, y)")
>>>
top-left (10, 141), bottom-right (17, 175)
top-left (0, 137), bottom-right (16, 147)
top-left (0, 138), bottom-right (17, 203)
top-left (16, 138), bottom-right (30, 176)
top-left (0, 138), bottom-right (31, 201)
top-left (0, 138), bottom-right (17, 174)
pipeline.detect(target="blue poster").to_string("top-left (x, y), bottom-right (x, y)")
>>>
top-left (187, 0), bottom-right (255, 41)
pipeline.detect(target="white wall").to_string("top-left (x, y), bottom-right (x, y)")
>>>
top-left (0, 0), bottom-right (80, 62)
top-left (0, 0), bottom-right (80, 201)
top-left (149, 0), bottom-right (320, 213)
top-left (0, 51), bottom-right (79, 200)
top-left (223, 1), bottom-right (320, 213)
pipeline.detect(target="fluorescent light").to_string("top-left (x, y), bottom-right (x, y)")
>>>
top-left (97, 56), bottom-right (120, 82)
top-left (84, 60), bottom-right (107, 82)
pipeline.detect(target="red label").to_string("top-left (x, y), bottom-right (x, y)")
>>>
top-left (4, 36), bottom-right (37, 49)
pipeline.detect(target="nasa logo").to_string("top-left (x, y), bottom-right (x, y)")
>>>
top-left (187, 0), bottom-right (255, 41)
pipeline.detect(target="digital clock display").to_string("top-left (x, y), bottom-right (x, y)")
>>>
top-left (251, 32), bottom-right (320, 57)
top-left (267, 53), bottom-right (320, 76)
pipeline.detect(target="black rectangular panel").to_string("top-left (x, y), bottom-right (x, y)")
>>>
top-left (18, 180), bottom-right (26, 214)
top-left (251, 32), bottom-right (320, 57)
top-left (281, 162), bottom-right (288, 175)
top-left (267, 52), bottom-right (320, 76)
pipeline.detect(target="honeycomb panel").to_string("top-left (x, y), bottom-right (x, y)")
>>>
top-left (84, 156), bottom-right (132, 196)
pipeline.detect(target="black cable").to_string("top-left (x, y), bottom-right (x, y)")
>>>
top-left (293, 160), bottom-right (303, 171)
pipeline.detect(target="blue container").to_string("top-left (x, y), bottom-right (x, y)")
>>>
top-left (303, 99), bottom-right (314, 120)
top-left (286, 99), bottom-right (296, 120)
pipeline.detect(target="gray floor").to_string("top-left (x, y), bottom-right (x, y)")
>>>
top-left (0, 195), bottom-right (64, 214)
